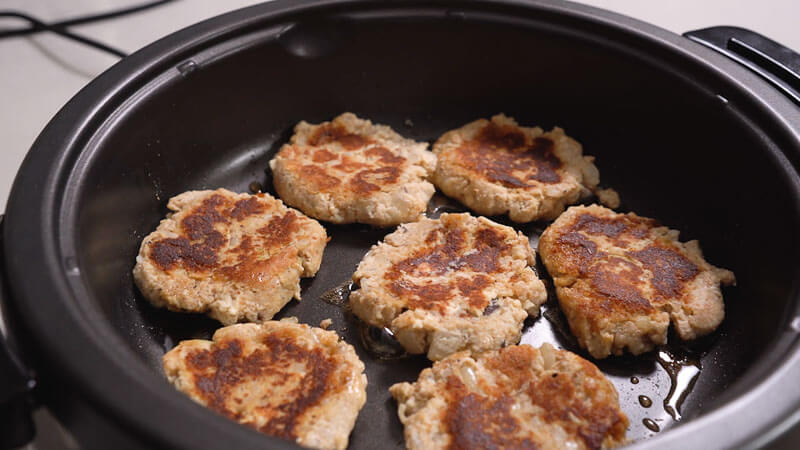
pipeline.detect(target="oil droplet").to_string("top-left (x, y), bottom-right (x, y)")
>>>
top-left (657, 349), bottom-right (701, 420)
top-left (358, 322), bottom-right (406, 360)
top-left (630, 376), bottom-right (639, 384)
top-left (320, 281), bottom-right (353, 308)
top-left (249, 181), bottom-right (263, 193)
top-left (638, 395), bottom-right (652, 408)
top-left (643, 418), bottom-right (660, 432)
top-left (425, 193), bottom-right (465, 218)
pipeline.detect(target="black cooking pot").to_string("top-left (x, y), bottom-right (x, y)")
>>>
top-left (3, 0), bottom-right (800, 448)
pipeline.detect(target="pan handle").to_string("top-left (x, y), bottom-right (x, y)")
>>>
top-left (0, 214), bottom-right (37, 448)
top-left (683, 26), bottom-right (800, 106)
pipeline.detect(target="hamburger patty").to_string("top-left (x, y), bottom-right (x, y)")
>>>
top-left (269, 112), bottom-right (436, 227)
top-left (432, 114), bottom-right (619, 222)
top-left (390, 344), bottom-right (628, 450)
top-left (538, 204), bottom-right (736, 358)
top-left (133, 189), bottom-right (327, 325)
top-left (350, 213), bottom-right (547, 361)
top-left (163, 319), bottom-right (367, 450)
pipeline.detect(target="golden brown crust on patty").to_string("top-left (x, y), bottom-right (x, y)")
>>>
top-left (390, 344), bottom-right (628, 450)
top-left (133, 189), bottom-right (327, 325)
top-left (538, 205), bottom-right (736, 358)
top-left (269, 113), bottom-right (436, 227)
top-left (163, 320), bottom-right (367, 450)
top-left (432, 114), bottom-right (618, 222)
top-left (351, 213), bottom-right (547, 360)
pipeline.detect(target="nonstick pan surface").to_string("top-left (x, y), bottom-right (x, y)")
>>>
top-left (5, 1), bottom-right (800, 449)
top-left (125, 187), bottom-right (734, 447)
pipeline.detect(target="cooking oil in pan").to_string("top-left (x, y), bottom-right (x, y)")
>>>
top-left (521, 220), bottom-right (712, 440)
top-left (320, 281), bottom-right (354, 308)
top-left (643, 418), bottom-right (661, 432)
top-left (521, 297), bottom-right (707, 440)
top-left (358, 322), bottom-right (407, 360)
top-left (657, 349), bottom-right (701, 420)
top-left (310, 210), bottom-right (711, 443)
top-left (425, 193), bottom-right (465, 218)
top-left (248, 181), bottom-right (263, 193)
top-left (319, 281), bottom-right (408, 359)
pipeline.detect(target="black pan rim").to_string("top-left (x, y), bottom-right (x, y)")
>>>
top-left (4, 0), bottom-right (800, 448)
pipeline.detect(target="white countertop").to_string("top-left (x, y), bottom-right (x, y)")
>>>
top-left (1, 0), bottom-right (799, 211)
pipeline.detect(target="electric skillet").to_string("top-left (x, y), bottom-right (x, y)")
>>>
top-left (2, 1), bottom-right (800, 448)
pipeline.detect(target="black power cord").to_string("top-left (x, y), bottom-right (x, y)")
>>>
top-left (0, 0), bottom-right (176, 58)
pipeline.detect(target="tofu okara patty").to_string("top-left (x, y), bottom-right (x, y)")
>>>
top-left (539, 205), bottom-right (736, 359)
top-left (163, 319), bottom-right (367, 450)
top-left (433, 114), bottom-right (619, 222)
top-left (133, 189), bottom-right (327, 325)
top-left (270, 112), bottom-right (437, 227)
top-left (390, 344), bottom-right (628, 450)
top-left (351, 213), bottom-right (547, 361)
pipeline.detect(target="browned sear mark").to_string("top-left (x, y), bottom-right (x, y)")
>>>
top-left (526, 363), bottom-right (627, 449)
top-left (350, 167), bottom-right (400, 194)
top-left (217, 247), bottom-right (296, 286)
top-left (475, 121), bottom-right (527, 150)
top-left (150, 236), bottom-right (221, 271)
top-left (554, 232), bottom-right (597, 275)
top-left (254, 334), bottom-right (336, 439)
top-left (309, 123), bottom-right (371, 150)
top-left (311, 148), bottom-right (337, 163)
top-left (258, 211), bottom-right (299, 248)
top-left (571, 213), bottom-right (656, 245)
top-left (229, 197), bottom-right (266, 221)
top-left (444, 376), bottom-right (536, 450)
top-left (629, 244), bottom-right (699, 298)
top-left (149, 194), bottom-right (303, 287)
top-left (389, 281), bottom-right (454, 313)
top-left (587, 256), bottom-right (653, 312)
top-left (456, 122), bottom-right (563, 187)
top-left (295, 122), bottom-right (412, 200)
top-left (387, 228), bottom-right (467, 280)
top-left (383, 226), bottom-right (510, 312)
top-left (231, 236), bottom-right (253, 258)
top-left (151, 195), bottom-right (229, 271)
top-left (458, 227), bottom-right (507, 274)
top-left (557, 212), bottom-right (700, 308)
top-left (181, 194), bottom-right (227, 241)
top-left (218, 212), bottom-right (299, 285)
top-left (186, 334), bottom-right (335, 440)
top-left (484, 346), bottom-right (627, 449)
top-left (301, 164), bottom-right (341, 190)
top-left (365, 146), bottom-right (405, 165)
top-left (457, 275), bottom-right (492, 309)
top-left (333, 155), bottom-right (369, 173)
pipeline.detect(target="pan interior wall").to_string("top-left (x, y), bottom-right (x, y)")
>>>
top-left (68, 14), bottom-right (799, 447)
